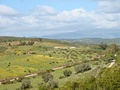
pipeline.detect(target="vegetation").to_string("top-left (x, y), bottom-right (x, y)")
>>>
top-left (63, 70), bottom-right (72, 77)
top-left (75, 63), bottom-right (91, 74)
top-left (42, 73), bottom-right (53, 83)
top-left (0, 36), bottom-right (120, 90)
top-left (21, 78), bottom-right (31, 90)
top-left (99, 42), bottom-right (107, 50)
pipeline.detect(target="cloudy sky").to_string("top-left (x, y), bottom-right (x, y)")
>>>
top-left (0, 0), bottom-right (120, 38)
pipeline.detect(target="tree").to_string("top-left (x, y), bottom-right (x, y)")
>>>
top-left (21, 78), bottom-right (31, 90)
top-left (42, 73), bottom-right (53, 83)
top-left (99, 42), bottom-right (107, 50)
top-left (19, 41), bottom-right (26, 46)
top-left (106, 44), bottom-right (119, 54)
top-left (48, 79), bottom-right (58, 89)
top-left (75, 63), bottom-right (91, 74)
top-left (38, 83), bottom-right (47, 90)
top-left (63, 70), bottom-right (72, 77)
top-left (27, 41), bottom-right (34, 45)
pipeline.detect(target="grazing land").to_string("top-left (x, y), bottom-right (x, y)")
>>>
top-left (0, 36), bottom-right (120, 90)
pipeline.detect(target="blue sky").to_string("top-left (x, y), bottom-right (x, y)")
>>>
top-left (0, 0), bottom-right (120, 38)
top-left (0, 0), bottom-right (98, 13)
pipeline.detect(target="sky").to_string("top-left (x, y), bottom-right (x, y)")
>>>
top-left (0, 0), bottom-right (120, 38)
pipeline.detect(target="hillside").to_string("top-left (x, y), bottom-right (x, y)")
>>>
top-left (63, 38), bottom-right (120, 45)
top-left (43, 29), bottom-right (120, 39)
top-left (0, 36), bottom-right (120, 90)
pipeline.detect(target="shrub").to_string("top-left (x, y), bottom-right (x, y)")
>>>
top-left (19, 42), bottom-right (26, 46)
top-left (21, 78), bottom-right (31, 90)
top-left (16, 88), bottom-right (20, 90)
top-left (27, 41), bottom-right (34, 45)
top-left (106, 44), bottom-right (119, 54)
top-left (75, 63), bottom-right (91, 74)
top-left (59, 76), bottom-right (64, 79)
top-left (99, 42), bottom-right (107, 50)
top-left (48, 79), bottom-right (58, 89)
top-left (2, 80), bottom-right (13, 85)
top-left (38, 83), bottom-right (47, 90)
top-left (42, 73), bottom-right (53, 83)
top-left (63, 70), bottom-right (72, 77)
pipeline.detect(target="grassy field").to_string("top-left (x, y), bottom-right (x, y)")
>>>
top-left (0, 37), bottom-right (116, 90)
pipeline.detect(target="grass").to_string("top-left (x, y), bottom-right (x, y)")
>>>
top-left (0, 54), bottom-right (67, 79)
top-left (0, 37), bottom-right (109, 90)
top-left (0, 60), bottom-right (107, 90)
top-left (0, 65), bottom-right (83, 90)
top-left (0, 42), bottom-right (100, 79)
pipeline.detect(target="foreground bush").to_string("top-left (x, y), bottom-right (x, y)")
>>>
top-left (21, 78), bottom-right (31, 90)
top-left (42, 73), bottom-right (53, 83)
top-left (48, 79), bottom-right (58, 89)
top-left (38, 83), bottom-right (48, 90)
top-left (63, 70), bottom-right (72, 77)
top-left (75, 63), bottom-right (91, 74)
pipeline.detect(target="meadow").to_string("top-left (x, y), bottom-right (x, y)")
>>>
top-left (0, 37), bottom-right (119, 90)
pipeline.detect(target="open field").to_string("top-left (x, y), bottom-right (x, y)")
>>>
top-left (0, 37), bottom-right (120, 90)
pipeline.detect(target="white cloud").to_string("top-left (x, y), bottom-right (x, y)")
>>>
top-left (98, 0), bottom-right (120, 13)
top-left (0, 5), bottom-right (19, 16)
top-left (0, 1), bottom-right (120, 38)
top-left (31, 5), bottom-right (57, 16)
top-left (21, 15), bottom-right (39, 26)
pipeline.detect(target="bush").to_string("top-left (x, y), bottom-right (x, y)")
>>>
top-left (106, 44), bottom-right (119, 54)
top-left (19, 42), bottom-right (26, 46)
top-left (99, 42), bottom-right (107, 50)
top-left (27, 41), bottom-right (34, 45)
top-left (16, 88), bottom-right (20, 90)
top-left (48, 79), bottom-right (58, 89)
top-left (59, 76), bottom-right (64, 79)
top-left (63, 70), bottom-right (72, 77)
top-left (42, 73), bottom-right (53, 83)
top-left (21, 78), bottom-right (31, 90)
top-left (75, 63), bottom-right (91, 74)
top-left (38, 83), bottom-right (48, 90)
top-left (16, 77), bottom-right (24, 82)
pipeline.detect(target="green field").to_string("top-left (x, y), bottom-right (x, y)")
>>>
top-left (0, 37), bottom-right (119, 90)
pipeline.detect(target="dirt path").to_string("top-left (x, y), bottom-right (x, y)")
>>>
top-left (52, 66), bottom-right (64, 70)
top-left (108, 60), bottom-right (115, 68)
top-left (24, 73), bottom-right (37, 78)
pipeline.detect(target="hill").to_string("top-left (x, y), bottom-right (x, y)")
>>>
top-left (63, 38), bottom-right (120, 45)
top-left (43, 29), bottom-right (120, 39)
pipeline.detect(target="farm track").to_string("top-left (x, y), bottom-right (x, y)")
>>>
top-left (0, 65), bottom-right (65, 85)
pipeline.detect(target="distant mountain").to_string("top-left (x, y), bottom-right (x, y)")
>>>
top-left (43, 29), bottom-right (120, 39)
top-left (63, 38), bottom-right (120, 45)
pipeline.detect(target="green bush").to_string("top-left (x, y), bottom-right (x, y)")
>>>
top-left (16, 77), bottom-right (24, 82)
top-left (19, 42), bottom-right (26, 46)
top-left (59, 76), bottom-right (64, 79)
top-left (99, 42), bottom-right (107, 50)
top-left (63, 70), bottom-right (72, 77)
top-left (27, 41), bottom-right (34, 45)
top-left (38, 83), bottom-right (48, 90)
top-left (21, 78), bottom-right (31, 90)
top-left (42, 73), bottom-right (53, 83)
top-left (48, 79), bottom-right (58, 89)
top-left (16, 88), bottom-right (20, 90)
top-left (75, 63), bottom-right (91, 74)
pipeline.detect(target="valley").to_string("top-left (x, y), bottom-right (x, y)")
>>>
top-left (0, 36), bottom-right (120, 90)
